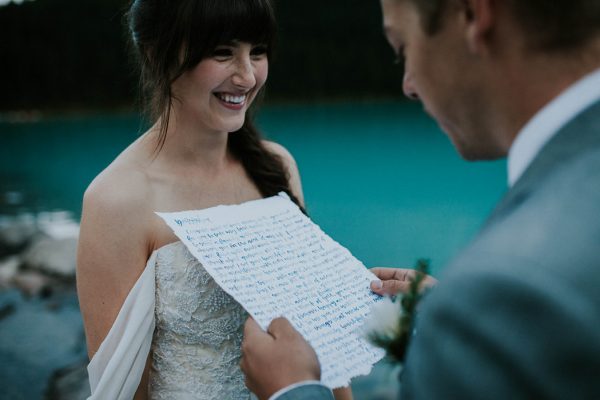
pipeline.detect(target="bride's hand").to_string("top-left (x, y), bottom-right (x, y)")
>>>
top-left (370, 267), bottom-right (438, 296)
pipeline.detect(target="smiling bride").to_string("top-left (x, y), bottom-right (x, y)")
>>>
top-left (75, 1), bottom-right (355, 399)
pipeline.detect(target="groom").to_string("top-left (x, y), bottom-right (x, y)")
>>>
top-left (241, 0), bottom-right (600, 399)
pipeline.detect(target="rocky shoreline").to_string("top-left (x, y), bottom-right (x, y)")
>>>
top-left (0, 212), bottom-right (90, 400)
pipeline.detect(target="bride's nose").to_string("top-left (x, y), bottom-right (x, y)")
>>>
top-left (231, 56), bottom-right (256, 89)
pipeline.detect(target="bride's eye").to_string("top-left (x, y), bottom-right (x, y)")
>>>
top-left (212, 47), bottom-right (233, 60)
top-left (250, 45), bottom-right (268, 58)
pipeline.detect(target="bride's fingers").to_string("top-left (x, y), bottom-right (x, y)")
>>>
top-left (370, 267), bottom-right (411, 296)
top-left (370, 267), bottom-right (411, 281)
top-left (370, 268), bottom-right (438, 296)
top-left (371, 279), bottom-right (411, 296)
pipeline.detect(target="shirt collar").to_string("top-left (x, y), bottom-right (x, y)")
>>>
top-left (508, 68), bottom-right (600, 187)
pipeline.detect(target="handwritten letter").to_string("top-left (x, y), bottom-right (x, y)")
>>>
top-left (157, 193), bottom-right (385, 388)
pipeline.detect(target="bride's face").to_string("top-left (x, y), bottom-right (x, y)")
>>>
top-left (171, 41), bottom-right (269, 134)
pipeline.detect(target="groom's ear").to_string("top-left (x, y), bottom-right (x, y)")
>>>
top-left (461, 0), bottom-right (495, 55)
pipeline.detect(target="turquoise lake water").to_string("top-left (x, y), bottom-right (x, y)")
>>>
top-left (0, 101), bottom-right (507, 274)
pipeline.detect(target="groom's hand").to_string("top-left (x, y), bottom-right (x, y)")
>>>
top-left (241, 317), bottom-right (321, 400)
top-left (370, 267), bottom-right (438, 296)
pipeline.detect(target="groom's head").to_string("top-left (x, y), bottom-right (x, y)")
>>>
top-left (380, 0), bottom-right (600, 160)
top-left (396, 0), bottom-right (600, 51)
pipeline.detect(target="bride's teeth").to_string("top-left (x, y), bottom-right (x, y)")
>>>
top-left (218, 94), bottom-right (245, 104)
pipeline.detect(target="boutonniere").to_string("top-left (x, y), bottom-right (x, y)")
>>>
top-left (364, 259), bottom-right (431, 364)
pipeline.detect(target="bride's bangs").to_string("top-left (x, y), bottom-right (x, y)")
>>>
top-left (185, 0), bottom-right (276, 66)
top-left (215, 0), bottom-right (276, 50)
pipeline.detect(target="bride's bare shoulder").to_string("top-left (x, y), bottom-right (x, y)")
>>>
top-left (83, 142), bottom-right (154, 216)
top-left (77, 142), bottom-right (160, 265)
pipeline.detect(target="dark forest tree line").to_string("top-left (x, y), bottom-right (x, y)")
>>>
top-left (0, 0), bottom-right (405, 111)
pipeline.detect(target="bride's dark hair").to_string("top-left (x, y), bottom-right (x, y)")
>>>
top-left (126, 0), bottom-right (303, 209)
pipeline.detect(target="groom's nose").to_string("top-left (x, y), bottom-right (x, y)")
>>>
top-left (403, 72), bottom-right (419, 100)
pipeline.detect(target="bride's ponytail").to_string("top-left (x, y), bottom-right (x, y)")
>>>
top-left (229, 119), bottom-right (305, 213)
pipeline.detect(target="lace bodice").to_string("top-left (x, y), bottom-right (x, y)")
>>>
top-left (149, 241), bottom-right (253, 399)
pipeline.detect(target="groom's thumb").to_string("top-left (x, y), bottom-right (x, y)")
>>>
top-left (244, 317), bottom-right (264, 338)
top-left (267, 317), bottom-right (295, 339)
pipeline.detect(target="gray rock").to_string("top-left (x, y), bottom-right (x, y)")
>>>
top-left (12, 270), bottom-right (53, 297)
top-left (0, 289), bottom-right (19, 320)
top-left (46, 361), bottom-right (90, 400)
top-left (0, 290), bottom-right (88, 400)
top-left (0, 215), bottom-right (38, 257)
top-left (0, 256), bottom-right (20, 289)
top-left (22, 236), bottom-right (78, 280)
top-left (36, 212), bottom-right (80, 241)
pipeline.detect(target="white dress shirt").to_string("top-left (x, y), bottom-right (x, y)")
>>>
top-left (508, 68), bottom-right (600, 186)
top-left (269, 380), bottom-right (329, 400)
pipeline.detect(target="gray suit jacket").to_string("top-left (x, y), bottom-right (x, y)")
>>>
top-left (280, 100), bottom-right (600, 400)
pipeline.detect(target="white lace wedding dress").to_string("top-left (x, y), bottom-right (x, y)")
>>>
top-left (87, 241), bottom-right (254, 399)
top-left (150, 241), bottom-right (252, 399)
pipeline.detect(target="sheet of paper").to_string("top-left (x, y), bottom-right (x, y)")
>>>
top-left (157, 193), bottom-right (385, 389)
